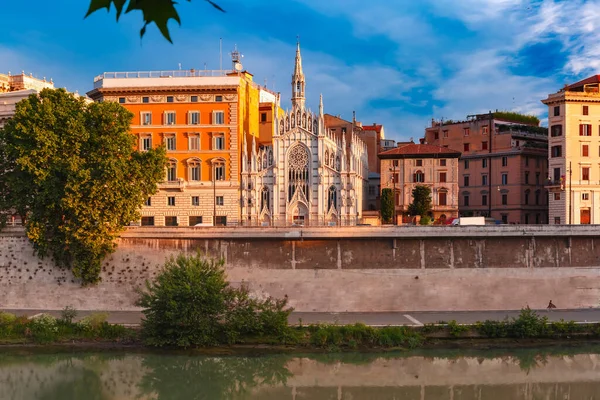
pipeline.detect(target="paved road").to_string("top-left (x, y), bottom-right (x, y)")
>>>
top-left (3, 308), bottom-right (600, 326)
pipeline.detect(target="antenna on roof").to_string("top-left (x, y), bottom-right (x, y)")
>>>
top-left (219, 38), bottom-right (223, 71)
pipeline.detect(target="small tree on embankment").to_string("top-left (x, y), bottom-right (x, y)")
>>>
top-left (380, 188), bottom-right (394, 224)
top-left (0, 88), bottom-right (167, 284)
top-left (137, 253), bottom-right (293, 348)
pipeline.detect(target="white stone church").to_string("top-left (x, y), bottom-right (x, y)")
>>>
top-left (241, 43), bottom-right (368, 226)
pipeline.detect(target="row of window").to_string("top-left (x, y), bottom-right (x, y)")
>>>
top-left (145, 195), bottom-right (225, 207)
top-left (553, 105), bottom-right (595, 117)
top-left (140, 134), bottom-right (225, 151)
top-left (463, 172), bottom-right (542, 187)
top-left (120, 95), bottom-right (225, 104)
top-left (141, 215), bottom-right (227, 227)
top-left (391, 159), bottom-right (448, 167)
top-left (551, 144), bottom-right (600, 158)
top-left (463, 141), bottom-right (488, 152)
top-left (140, 111), bottom-right (225, 126)
top-left (432, 126), bottom-right (490, 140)
top-left (463, 192), bottom-right (541, 207)
top-left (165, 163), bottom-right (225, 182)
top-left (550, 167), bottom-right (597, 182)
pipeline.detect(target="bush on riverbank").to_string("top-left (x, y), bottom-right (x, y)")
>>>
top-left (423, 307), bottom-right (600, 339)
top-left (137, 253), bottom-right (293, 348)
top-left (0, 311), bottom-right (135, 344)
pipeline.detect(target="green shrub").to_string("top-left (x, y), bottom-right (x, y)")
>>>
top-left (475, 320), bottom-right (509, 338)
top-left (0, 312), bottom-right (16, 325)
top-left (29, 314), bottom-right (59, 343)
top-left (60, 306), bottom-right (78, 324)
top-left (137, 253), bottom-right (293, 348)
top-left (419, 216), bottom-right (431, 225)
top-left (78, 312), bottom-right (109, 332)
top-left (447, 320), bottom-right (469, 337)
top-left (510, 307), bottom-right (548, 338)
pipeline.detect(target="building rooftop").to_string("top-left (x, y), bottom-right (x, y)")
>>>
top-left (362, 124), bottom-right (383, 133)
top-left (565, 74), bottom-right (600, 91)
top-left (378, 143), bottom-right (461, 159)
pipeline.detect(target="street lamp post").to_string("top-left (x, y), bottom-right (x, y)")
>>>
top-left (569, 161), bottom-right (572, 225)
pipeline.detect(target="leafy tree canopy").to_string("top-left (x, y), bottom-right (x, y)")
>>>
top-left (407, 185), bottom-right (432, 217)
top-left (85, 0), bottom-right (225, 43)
top-left (0, 88), bottom-right (167, 284)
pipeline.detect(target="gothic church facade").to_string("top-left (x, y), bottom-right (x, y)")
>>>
top-left (241, 43), bottom-right (368, 226)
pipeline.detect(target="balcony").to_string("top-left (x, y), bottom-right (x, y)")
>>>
top-left (159, 179), bottom-right (186, 191)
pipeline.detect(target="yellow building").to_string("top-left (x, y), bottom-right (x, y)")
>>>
top-left (87, 62), bottom-right (278, 227)
top-left (0, 72), bottom-right (55, 128)
top-left (542, 75), bottom-right (600, 224)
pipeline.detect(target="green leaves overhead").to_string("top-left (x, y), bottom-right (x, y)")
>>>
top-left (0, 89), bottom-right (167, 284)
top-left (85, 0), bottom-right (226, 43)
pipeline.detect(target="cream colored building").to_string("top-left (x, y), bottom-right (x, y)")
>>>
top-left (379, 143), bottom-right (461, 224)
top-left (542, 75), bottom-right (600, 224)
top-left (0, 72), bottom-right (55, 128)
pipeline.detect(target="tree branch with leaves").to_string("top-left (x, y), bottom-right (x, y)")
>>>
top-left (85, 0), bottom-right (225, 43)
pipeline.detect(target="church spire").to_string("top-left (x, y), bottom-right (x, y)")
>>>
top-left (291, 39), bottom-right (305, 109)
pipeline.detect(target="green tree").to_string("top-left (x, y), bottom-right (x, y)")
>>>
top-left (85, 0), bottom-right (225, 43)
top-left (0, 88), bottom-right (167, 284)
top-left (407, 185), bottom-right (432, 217)
top-left (137, 253), bottom-right (292, 348)
top-left (380, 188), bottom-right (394, 224)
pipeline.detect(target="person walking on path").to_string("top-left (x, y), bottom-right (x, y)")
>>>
top-left (547, 300), bottom-right (557, 311)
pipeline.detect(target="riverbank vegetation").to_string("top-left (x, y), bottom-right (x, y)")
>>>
top-left (3, 254), bottom-right (600, 351)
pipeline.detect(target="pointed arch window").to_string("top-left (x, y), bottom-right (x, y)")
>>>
top-left (335, 156), bottom-right (340, 171)
top-left (261, 187), bottom-right (270, 211)
top-left (268, 149), bottom-right (273, 166)
top-left (302, 113), bottom-right (307, 128)
top-left (262, 153), bottom-right (267, 169)
top-left (313, 118), bottom-right (318, 134)
top-left (296, 81), bottom-right (301, 91)
top-left (291, 114), bottom-right (295, 128)
top-left (308, 117), bottom-right (313, 132)
top-left (325, 150), bottom-right (329, 166)
top-left (287, 145), bottom-right (310, 202)
top-left (328, 186), bottom-right (337, 211)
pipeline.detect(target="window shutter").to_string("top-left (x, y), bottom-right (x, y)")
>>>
top-left (580, 124), bottom-right (584, 136)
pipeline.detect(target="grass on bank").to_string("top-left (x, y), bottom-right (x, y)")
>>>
top-left (3, 253), bottom-right (600, 350)
top-left (0, 309), bottom-right (136, 345)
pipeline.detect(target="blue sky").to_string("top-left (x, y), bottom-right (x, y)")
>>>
top-left (1, 0), bottom-right (599, 141)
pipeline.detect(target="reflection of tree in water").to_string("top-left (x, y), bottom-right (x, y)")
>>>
top-left (37, 367), bottom-right (110, 400)
top-left (139, 355), bottom-right (293, 399)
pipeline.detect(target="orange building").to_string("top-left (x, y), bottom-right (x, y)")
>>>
top-left (87, 68), bottom-right (277, 227)
top-left (423, 113), bottom-right (548, 224)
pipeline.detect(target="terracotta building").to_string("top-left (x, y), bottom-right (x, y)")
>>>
top-left (423, 113), bottom-right (549, 224)
top-left (542, 75), bottom-right (600, 224)
top-left (87, 59), bottom-right (277, 227)
top-left (323, 114), bottom-right (383, 211)
top-left (379, 143), bottom-right (461, 223)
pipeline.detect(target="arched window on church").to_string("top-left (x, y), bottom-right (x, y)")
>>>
top-left (280, 119), bottom-right (284, 133)
top-left (324, 150), bottom-right (329, 166)
top-left (268, 149), bottom-right (273, 166)
top-left (313, 118), bottom-right (318, 134)
top-left (302, 113), bottom-right (307, 128)
top-left (296, 81), bottom-right (301, 91)
top-left (287, 145), bottom-right (310, 202)
top-left (328, 186), bottom-right (337, 211)
top-left (330, 153), bottom-right (335, 168)
top-left (286, 116), bottom-right (290, 130)
top-left (263, 153), bottom-right (267, 169)
top-left (291, 113), bottom-right (295, 128)
top-left (308, 117), bottom-right (312, 132)
top-left (335, 156), bottom-right (340, 171)
top-left (261, 187), bottom-right (270, 211)
top-left (413, 170), bottom-right (425, 183)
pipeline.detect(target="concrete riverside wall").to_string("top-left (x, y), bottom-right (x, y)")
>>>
top-left (1, 226), bottom-right (600, 312)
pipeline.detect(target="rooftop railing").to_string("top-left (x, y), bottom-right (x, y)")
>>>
top-left (93, 69), bottom-right (233, 83)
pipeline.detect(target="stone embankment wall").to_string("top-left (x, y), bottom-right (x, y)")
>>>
top-left (1, 226), bottom-right (600, 312)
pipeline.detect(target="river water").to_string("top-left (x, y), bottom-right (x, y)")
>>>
top-left (1, 347), bottom-right (600, 399)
